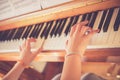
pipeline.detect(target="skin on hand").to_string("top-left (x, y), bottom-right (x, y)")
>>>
top-left (66, 21), bottom-right (99, 56)
top-left (19, 38), bottom-right (43, 66)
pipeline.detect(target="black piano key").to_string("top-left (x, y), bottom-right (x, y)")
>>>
top-left (81, 14), bottom-right (87, 21)
top-left (35, 23), bottom-right (44, 38)
top-left (98, 10), bottom-right (107, 31)
top-left (66, 15), bottom-right (80, 33)
top-left (72, 15), bottom-right (80, 26)
top-left (1, 30), bottom-right (6, 41)
top-left (64, 16), bottom-right (74, 35)
top-left (50, 20), bottom-right (59, 37)
top-left (58, 18), bottom-right (67, 36)
top-left (14, 27), bottom-right (25, 39)
top-left (84, 13), bottom-right (92, 26)
top-left (0, 31), bottom-right (2, 36)
top-left (103, 8), bottom-right (114, 32)
top-left (45, 21), bottom-right (54, 39)
top-left (29, 24), bottom-right (39, 38)
top-left (5, 30), bottom-right (12, 40)
top-left (40, 22), bottom-right (49, 38)
top-left (5, 30), bottom-right (13, 41)
top-left (22, 25), bottom-right (33, 39)
top-left (114, 8), bottom-right (120, 31)
top-left (88, 11), bottom-right (98, 28)
top-left (25, 25), bottom-right (33, 39)
top-left (30, 24), bottom-right (41, 38)
top-left (11, 28), bottom-right (19, 40)
top-left (17, 27), bottom-right (26, 39)
top-left (2, 30), bottom-right (10, 41)
top-left (2, 30), bottom-right (7, 41)
top-left (38, 22), bottom-right (47, 38)
top-left (52, 19), bottom-right (61, 36)
top-left (0, 31), bottom-right (5, 41)
top-left (8, 28), bottom-right (17, 40)
top-left (0, 31), bottom-right (3, 41)
top-left (86, 13), bottom-right (92, 21)
top-left (54, 19), bottom-right (63, 36)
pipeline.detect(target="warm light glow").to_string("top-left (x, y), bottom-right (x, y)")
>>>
top-left (106, 73), bottom-right (112, 77)
top-left (0, 73), bottom-right (4, 80)
top-left (116, 75), bottom-right (120, 79)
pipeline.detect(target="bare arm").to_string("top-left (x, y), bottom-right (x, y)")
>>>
top-left (60, 21), bottom-right (98, 80)
top-left (3, 62), bottom-right (25, 80)
top-left (3, 38), bottom-right (43, 80)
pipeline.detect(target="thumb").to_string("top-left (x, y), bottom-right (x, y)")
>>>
top-left (19, 46), bottom-right (22, 51)
top-left (87, 29), bottom-right (99, 39)
top-left (66, 40), bottom-right (68, 46)
top-left (34, 40), bottom-right (44, 56)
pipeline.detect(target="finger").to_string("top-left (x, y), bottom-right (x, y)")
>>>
top-left (74, 21), bottom-right (89, 35)
top-left (80, 26), bottom-right (91, 35)
top-left (19, 40), bottom-right (26, 51)
top-left (70, 27), bottom-right (75, 37)
top-left (66, 40), bottom-right (68, 46)
top-left (26, 38), bottom-right (36, 50)
top-left (74, 21), bottom-right (89, 27)
top-left (35, 40), bottom-right (44, 55)
top-left (19, 46), bottom-right (22, 51)
top-left (26, 38), bottom-right (31, 50)
top-left (24, 39), bottom-right (27, 45)
top-left (79, 20), bottom-right (89, 26)
top-left (87, 29), bottom-right (99, 39)
top-left (28, 38), bottom-right (36, 42)
top-left (19, 46), bottom-right (25, 59)
top-left (74, 23), bottom-right (82, 35)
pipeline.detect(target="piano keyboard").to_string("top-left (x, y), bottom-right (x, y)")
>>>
top-left (0, 7), bottom-right (120, 52)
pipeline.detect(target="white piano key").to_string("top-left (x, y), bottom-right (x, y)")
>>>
top-left (62, 17), bottom-right (71, 35)
top-left (20, 26), bottom-right (28, 38)
top-left (60, 34), bottom-right (66, 50)
top-left (91, 10), bottom-right (104, 45)
top-left (51, 35), bottom-right (57, 50)
top-left (28, 24), bottom-right (36, 38)
top-left (33, 37), bottom-right (43, 50)
top-left (12, 28), bottom-right (19, 39)
top-left (98, 9), bottom-right (109, 45)
top-left (88, 12), bottom-right (93, 25)
top-left (77, 15), bottom-right (82, 23)
top-left (107, 8), bottom-right (119, 44)
top-left (44, 20), bottom-right (58, 50)
top-left (101, 9), bottom-right (114, 44)
top-left (55, 35), bottom-right (61, 50)
top-left (35, 23), bottom-right (44, 39)
top-left (113, 25), bottom-right (120, 44)
top-left (55, 35), bottom-right (60, 49)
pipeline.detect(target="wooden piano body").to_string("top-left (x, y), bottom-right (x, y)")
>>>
top-left (0, 0), bottom-right (120, 79)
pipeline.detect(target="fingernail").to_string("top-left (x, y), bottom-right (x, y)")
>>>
top-left (97, 29), bottom-right (100, 33)
top-left (27, 38), bottom-right (30, 40)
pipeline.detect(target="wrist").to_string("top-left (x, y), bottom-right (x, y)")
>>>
top-left (17, 60), bottom-right (29, 68)
top-left (65, 52), bottom-right (82, 58)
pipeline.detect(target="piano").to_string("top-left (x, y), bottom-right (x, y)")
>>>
top-left (0, 0), bottom-right (120, 61)
top-left (0, 0), bottom-right (120, 79)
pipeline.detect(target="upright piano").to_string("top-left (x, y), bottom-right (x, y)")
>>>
top-left (0, 0), bottom-right (120, 61)
top-left (0, 0), bottom-right (120, 79)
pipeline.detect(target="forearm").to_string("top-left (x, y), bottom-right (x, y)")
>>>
top-left (2, 38), bottom-right (42, 80)
top-left (3, 62), bottom-right (25, 80)
top-left (60, 54), bottom-right (81, 80)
